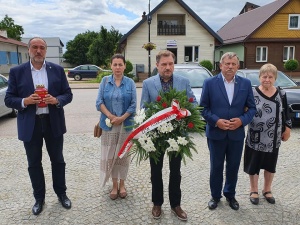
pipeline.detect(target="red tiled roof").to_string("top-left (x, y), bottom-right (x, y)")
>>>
top-left (217, 0), bottom-right (290, 44)
top-left (0, 35), bottom-right (27, 47)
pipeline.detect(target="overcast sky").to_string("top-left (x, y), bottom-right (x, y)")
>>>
top-left (0, 0), bottom-right (274, 48)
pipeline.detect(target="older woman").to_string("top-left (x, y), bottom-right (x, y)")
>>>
top-left (244, 63), bottom-right (292, 205)
top-left (96, 54), bottom-right (136, 200)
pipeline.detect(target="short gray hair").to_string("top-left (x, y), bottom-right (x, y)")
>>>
top-left (220, 52), bottom-right (239, 65)
top-left (28, 37), bottom-right (47, 48)
top-left (259, 63), bottom-right (278, 80)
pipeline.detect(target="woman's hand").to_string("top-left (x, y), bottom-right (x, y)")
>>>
top-left (282, 127), bottom-right (291, 141)
top-left (110, 116), bottom-right (124, 125)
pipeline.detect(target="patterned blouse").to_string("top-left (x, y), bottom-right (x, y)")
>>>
top-left (245, 87), bottom-right (292, 153)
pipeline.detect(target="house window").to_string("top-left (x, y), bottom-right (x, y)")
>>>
top-left (256, 46), bottom-right (267, 62)
top-left (184, 46), bottom-right (199, 62)
top-left (289, 14), bottom-right (300, 29)
top-left (6, 52), bottom-right (11, 64)
top-left (283, 46), bottom-right (295, 61)
top-left (18, 53), bottom-right (22, 64)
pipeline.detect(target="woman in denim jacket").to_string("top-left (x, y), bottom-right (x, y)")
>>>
top-left (96, 54), bottom-right (136, 200)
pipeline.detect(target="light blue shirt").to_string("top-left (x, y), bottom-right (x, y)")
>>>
top-left (221, 73), bottom-right (235, 105)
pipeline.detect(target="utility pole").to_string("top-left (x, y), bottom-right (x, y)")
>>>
top-left (147, 0), bottom-right (152, 77)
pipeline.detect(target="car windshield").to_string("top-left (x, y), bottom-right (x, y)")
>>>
top-left (237, 71), bottom-right (297, 88)
top-left (174, 68), bottom-right (211, 88)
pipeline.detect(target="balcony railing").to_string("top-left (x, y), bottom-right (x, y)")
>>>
top-left (157, 24), bottom-right (186, 35)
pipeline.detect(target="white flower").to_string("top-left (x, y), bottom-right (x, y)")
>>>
top-left (157, 122), bottom-right (174, 133)
top-left (105, 118), bottom-right (112, 127)
top-left (166, 138), bottom-right (180, 152)
top-left (177, 136), bottom-right (188, 146)
top-left (138, 134), bottom-right (155, 152)
top-left (134, 108), bottom-right (146, 124)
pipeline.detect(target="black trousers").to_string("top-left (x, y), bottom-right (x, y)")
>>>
top-left (23, 115), bottom-right (66, 200)
top-left (150, 151), bottom-right (182, 208)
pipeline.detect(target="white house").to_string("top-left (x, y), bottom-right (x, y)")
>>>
top-left (118, 0), bottom-right (222, 76)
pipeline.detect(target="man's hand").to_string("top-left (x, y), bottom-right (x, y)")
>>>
top-left (24, 93), bottom-right (41, 106)
top-left (216, 119), bottom-right (231, 130)
top-left (228, 118), bottom-right (242, 130)
top-left (43, 94), bottom-right (58, 105)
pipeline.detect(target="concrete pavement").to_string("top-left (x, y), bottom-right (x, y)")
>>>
top-left (0, 82), bottom-right (299, 225)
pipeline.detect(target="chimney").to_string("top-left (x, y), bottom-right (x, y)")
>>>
top-left (0, 30), bottom-right (8, 38)
top-left (142, 11), bottom-right (146, 19)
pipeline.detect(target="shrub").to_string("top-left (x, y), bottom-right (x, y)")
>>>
top-left (284, 59), bottom-right (299, 72)
top-left (124, 60), bottom-right (133, 75)
top-left (199, 60), bottom-right (213, 72)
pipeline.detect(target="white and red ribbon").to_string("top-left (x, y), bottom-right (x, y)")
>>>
top-left (118, 99), bottom-right (191, 158)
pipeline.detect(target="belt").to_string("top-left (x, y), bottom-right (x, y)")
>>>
top-left (36, 114), bottom-right (49, 119)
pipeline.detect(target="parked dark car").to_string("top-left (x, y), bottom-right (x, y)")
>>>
top-left (237, 69), bottom-right (300, 124)
top-left (0, 74), bottom-right (17, 118)
top-left (67, 65), bottom-right (111, 81)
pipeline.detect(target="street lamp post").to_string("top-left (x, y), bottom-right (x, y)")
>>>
top-left (147, 0), bottom-right (152, 77)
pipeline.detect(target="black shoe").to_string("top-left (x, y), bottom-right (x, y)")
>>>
top-left (208, 198), bottom-right (220, 210)
top-left (226, 197), bottom-right (239, 210)
top-left (249, 192), bottom-right (259, 205)
top-left (58, 194), bottom-right (72, 209)
top-left (32, 199), bottom-right (45, 215)
top-left (262, 191), bottom-right (275, 204)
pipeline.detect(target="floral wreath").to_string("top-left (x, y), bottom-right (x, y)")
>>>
top-left (118, 88), bottom-right (205, 165)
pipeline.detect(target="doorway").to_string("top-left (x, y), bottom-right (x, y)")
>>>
top-left (167, 48), bottom-right (177, 64)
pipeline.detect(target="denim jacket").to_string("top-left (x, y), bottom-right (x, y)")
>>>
top-left (96, 75), bottom-right (136, 131)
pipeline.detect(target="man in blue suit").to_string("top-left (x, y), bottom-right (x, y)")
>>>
top-left (141, 50), bottom-right (196, 221)
top-left (200, 52), bottom-right (256, 210)
top-left (5, 37), bottom-right (73, 215)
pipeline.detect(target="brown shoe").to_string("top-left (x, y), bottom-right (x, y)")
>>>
top-left (119, 188), bottom-right (127, 199)
top-left (109, 190), bottom-right (118, 200)
top-left (152, 205), bottom-right (161, 219)
top-left (171, 206), bottom-right (187, 221)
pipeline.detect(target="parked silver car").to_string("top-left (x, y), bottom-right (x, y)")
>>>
top-left (0, 74), bottom-right (17, 118)
top-left (237, 69), bottom-right (300, 124)
top-left (173, 64), bottom-right (213, 104)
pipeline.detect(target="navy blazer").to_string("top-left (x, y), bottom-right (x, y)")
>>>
top-left (200, 73), bottom-right (256, 141)
top-left (5, 61), bottom-right (73, 142)
top-left (140, 74), bottom-right (197, 108)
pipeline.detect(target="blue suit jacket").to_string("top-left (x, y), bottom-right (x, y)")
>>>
top-left (5, 61), bottom-right (73, 142)
top-left (140, 74), bottom-right (197, 108)
top-left (200, 73), bottom-right (256, 141)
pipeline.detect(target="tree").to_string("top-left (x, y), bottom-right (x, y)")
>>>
top-left (0, 15), bottom-right (24, 41)
top-left (63, 31), bottom-right (98, 65)
top-left (87, 26), bottom-right (122, 67)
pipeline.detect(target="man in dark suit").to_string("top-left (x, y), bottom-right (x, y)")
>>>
top-left (200, 52), bottom-right (256, 210)
top-left (5, 37), bottom-right (73, 215)
top-left (140, 50), bottom-right (196, 221)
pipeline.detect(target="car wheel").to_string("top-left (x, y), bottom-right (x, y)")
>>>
top-left (9, 108), bottom-right (17, 118)
top-left (74, 74), bottom-right (82, 81)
